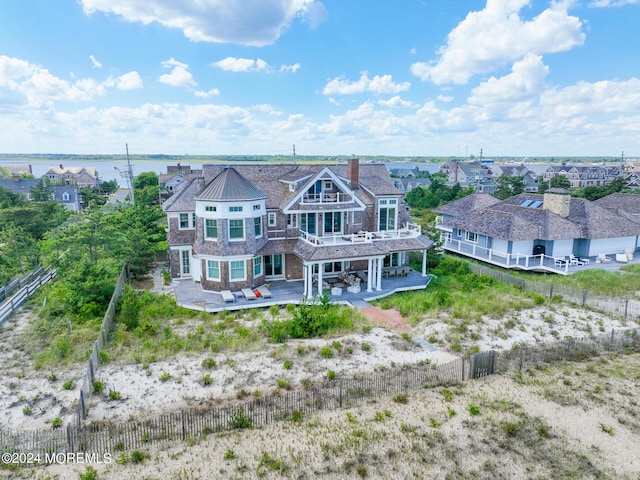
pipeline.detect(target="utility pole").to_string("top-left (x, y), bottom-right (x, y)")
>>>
top-left (125, 143), bottom-right (135, 205)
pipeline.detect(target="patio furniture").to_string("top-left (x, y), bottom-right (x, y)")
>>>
top-left (596, 253), bottom-right (612, 264)
top-left (615, 253), bottom-right (628, 263)
top-left (241, 288), bottom-right (257, 300)
top-left (356, 270), bottom-right (368, 283)
top-left (347, 285), bottom-right (361, 294)
top-left (256, 285), bottom-right (272, 298)
top-left (330, 286), bottom-right (343, 296)
top-left (554, 257), bottom-right (567, 267)
top-left (220, 290), bottom-right (235, 303)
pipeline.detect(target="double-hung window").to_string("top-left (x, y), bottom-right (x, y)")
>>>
top-left (205, 219), bottom-right (218, 239)
top-left (230, 260), bottom-right (246, 281)
top-left (229, 219), bottom-right (244, 240)
top-left (206, 260), bottom-right (220, 280)
top-left (253, 257), bottom-right (263, 277)
top-left (254, 217), bottom-right (262, 238)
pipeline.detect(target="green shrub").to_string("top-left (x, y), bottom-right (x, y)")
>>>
top-left (130, 450), bottom-right (149, 464)
top-left (51, 417), bottom-right (63, 429)
top-left (282, 359), bottom-right (293, 370)
top-left (92, 380), bottom-right (104, 394)
top-left (159, 372), bottom-right (171, 382)
top-left (79, 466), bottom-right (98, 480)
top-left (393, 394), bottom-right (408, 404)
top-left (201, 357), bottom-right (217, 369)
top-left (326, 370), bottom-right (336, 380)
top-left (22, 406), bottom-right (32, 416)
top-left (62, 380), bottom-right (75, 390)
top-left (468, 403), bottom-right (481, 416)
top-left (202, 374), bottom-right (213, 386)
top-left (229, 409), bottom-right (253, 429)
top-left (223, 449), bottom-right (236, 460)
top-left (319, 347), bottom-right (334, 358)
top-left (108, 389), bottom-right (121, 401)
top-left (361, 343), bottom-right (371, 352)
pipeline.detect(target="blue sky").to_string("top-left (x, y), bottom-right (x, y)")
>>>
top-left (0, 0), bottom-right (639, 157)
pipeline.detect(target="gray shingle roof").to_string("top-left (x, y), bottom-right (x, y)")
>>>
top-left (433, 193), bottom-right (500, 216)
top-left (197, 167), bottom-right (266, 201)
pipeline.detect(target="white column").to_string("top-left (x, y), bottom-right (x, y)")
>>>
top-left (367, 258), bottom-right (373, 292)
top-left (317, 263), bottom-right (323, 297)
top-left (422, 250), bottom-right (427, 277)
top-left (308, 264), bottom-right (314, 298)
top-left (376, 257), bottom-right (382, 291)
top-left (303, 263), bottom-right (308, 298)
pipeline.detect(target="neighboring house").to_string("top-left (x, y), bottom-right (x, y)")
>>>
top-left (0, 177), bottom-right (80, 211)
top-left (491, 165), bottom-right (540, 193)
top-left (158, 172), bottom-right (196, 195)
top-left (594, 193), bottom-right (640, 223)
top-left (51, 186), bottom-right (81, 212)
top-left (2, 165), bottom-right (32, 176)
top-left (163, 159), bottom-right (434, 296)
top-left (44, 165), bottom-right (99, 187)
top-left (435, 189), bottom-right (640, 273)
top-left (0, 177), bottom-right (40, 199)
top-left (439, 161), bottom-right (495, 193)
top-left (389, 168), bottom-right (418, 178)
top-left (542, 165), bottom-right (622, 188)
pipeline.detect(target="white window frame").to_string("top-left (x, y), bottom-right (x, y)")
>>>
top-left (179, 213), bottom-right (192, 230)
top-left (206, 260), bottom-right (220, 281)
top-left (268, 212), bottom-right (276, 227)
top-left (205, 205), bottom-right (217, 212)
top-left (465, 231), bottom-right (478, 243)
top-left (253, 204), bottom-right (261, 211)
top-left (62, 192), bottom-right (70, 201)
top-left (181, 250), bottom-right (190, 275)
top-left (205, 219), bottom-right (218, 240)
top-left (287, 213), bottom-right (298, 228)
top-left (229, 260), bottom-right (246, 282)
top-left (229, 219), bottom-right (245, 241)
top-left (229, 206), bottom-right (243, 212)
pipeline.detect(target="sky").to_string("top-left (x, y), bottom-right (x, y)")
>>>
top-left (0, 0), bottom-right (639, 158)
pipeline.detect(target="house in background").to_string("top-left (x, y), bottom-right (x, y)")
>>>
top-left (435, 189), bottom-right (640, 274)
top-left (44, 165), bottom-right (99, 187)
top-left (542, 165), bottom-right (622, 188)
top-left (0, 177), bottom-right (81, 211)
top-left (163, 159), bottom-right (433, 297)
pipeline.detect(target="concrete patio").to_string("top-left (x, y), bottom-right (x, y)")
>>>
top-left (172, 270), bottom-right (434, 313)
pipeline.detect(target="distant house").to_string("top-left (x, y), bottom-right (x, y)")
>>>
top-left (542, 165), bottom-right (622, 188)
top-left (0, 177), bottom-right (80, 211)
top-left (163, 159), bottom-right (433, 296)
top-left (2, 165), bottom-right (32, 176)
top-left (491, 165), bottom-right (540, 193)
top-left (435, 189), bottom-right (640, 274)
top-left (439, 161), bottom-right (495, 193)
top-left (44, 165), bottom-right (99, 187)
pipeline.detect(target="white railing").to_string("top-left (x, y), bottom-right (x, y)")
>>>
top-left (442, 239), bottom-right (571, 274)
top-left (299, 225), bottom-right (423, 246)
top-left (301, 192), bottom-right (352, 204)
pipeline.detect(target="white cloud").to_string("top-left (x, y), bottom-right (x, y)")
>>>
top-left (437, 95), bottom-right (454, 103)
top-left (590, 0), bottom-right (638, 6)
top-left (79, 0), bottom-right (327, 47)
top-left (323, 72), bottom-right (410, 95)
top-left (89, 55), bottom-right (102, 69)
top-left (194, 88), bottom-right (220, 98)
top-left (159, 58), bottom-right (196, 88)
top-left (0, 55), bottom-right (106, 108)
top-left (468, 53), bottom-right (549, 105)
top-left (411, 0), bottom-right (585, 85)
top-left (212, 57), bottom-right (271, 73)
top-left (280, 63), bottom-right (301, 73)
top-left (377, 96), bottom-right (417, 108)
top-left (115, 71), bottom-right (143, 90)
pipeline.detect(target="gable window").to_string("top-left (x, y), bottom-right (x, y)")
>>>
top-left (268, 212), bottom-right (276, 227)
top-left (229, 206), bottom-right (243, 212)
top-left (378, 199), bottom-right (397, 231)
top-left (253, 257), bottom-right (263, 277)
top-left (254, 217), bottom-right (262, 238)
top-left (205, 219), bottom-right (218, 239)
top-left (206, 260), bottom-right (220, 281)
top-left (179, 213), bottom-right (190, 229)
top-left (323, 180), bottom-right (332, 190)
top-left (229, 219), bottom-right (244, 240)
top-left (62, 192), bottom-right (70, 201)
top-left (465, 231), bottom-right (478, 243)
top-left (230, 260), bottom-right (246, 281)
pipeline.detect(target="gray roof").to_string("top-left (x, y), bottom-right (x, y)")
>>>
top-left (197, 167), bottom-right (266, 201)
top-left (433, 193), bottom-right (500, 216)
top-left (594, 193), bottom-right (640, 216)
top-left (442, 191), bottom-right (640, 241)
top-left (0, 178), bottom-right (40, 195)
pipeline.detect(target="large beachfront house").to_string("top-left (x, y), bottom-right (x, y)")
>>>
top-left (163, 159), bottom-right (434, 297)
top-left (434, 189), bottom-right (640, 274)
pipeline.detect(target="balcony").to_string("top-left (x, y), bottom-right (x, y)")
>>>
top-left (299, 222), bottom-right (422, 246)
top-left (301, 192), bottom-right (352, 204)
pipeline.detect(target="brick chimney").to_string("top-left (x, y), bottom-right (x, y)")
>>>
top-left (347, 158), bottom-right (359, 189)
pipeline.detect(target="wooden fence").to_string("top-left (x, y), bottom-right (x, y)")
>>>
top-left (0, 268), bottom-right (56, 327)
top-left (1, 359), bottom-right (463, 458)
top-left (73, 264), bottom-right (129, 428)
top-left (468, 263), bottom-right (640, 320)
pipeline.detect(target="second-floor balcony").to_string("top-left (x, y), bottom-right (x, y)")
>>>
top-left (301, 192), bottom-right (352, 204)
top-left (298, 222), bottom-right (422, 246)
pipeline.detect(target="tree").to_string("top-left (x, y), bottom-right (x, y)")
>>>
top-left (494, 175), bottom-right (525, 200)
top-left (30, 179), bottom-right (53, 202)
top-left (0, 185), bottom-right (27, 208)
top-left (538, 175), bottom-right (571, 193)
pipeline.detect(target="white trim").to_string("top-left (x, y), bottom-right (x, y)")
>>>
top-left (268, 212), bottom-right (276, 227)
top-left (228, 218), bottom-right (245, 242)
top-left (204, 218), bottom-right (218, 241)
top-left (229, 259), bottom-right (247, 282)
top-left (206, 259), bottom-right (221, 281)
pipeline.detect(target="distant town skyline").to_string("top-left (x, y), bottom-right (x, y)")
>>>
top-left (0, 1), bottom-right (639, 157)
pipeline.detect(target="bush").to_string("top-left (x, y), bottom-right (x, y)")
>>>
top-left (62, 380), bottom-right (75, 390)
top-left (92, 380), bottom-right (104, 394)
top-left (108, 389), bottom-right (121, 401)
top-left (319, 347), bottom-right (334, 358)
top-left (79, 466), bottom-right (98, 480)
top-left (202, 374), bottom-right (213, 386)
top-left (201, 357), bottom-right (217, 369)
top-left (51, 417), bottom-right (63, 429)
top-left (327, 370), bottom-right (336, 380)
top-left (282, 359), bottom-right (293, 370)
